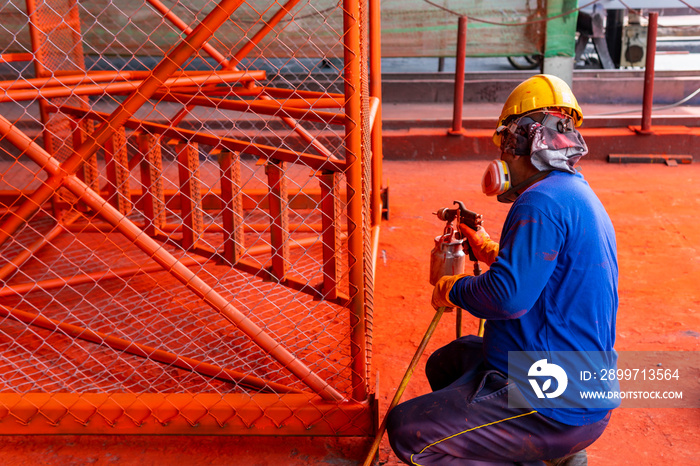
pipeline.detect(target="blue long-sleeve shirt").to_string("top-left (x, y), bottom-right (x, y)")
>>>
top-left (449, 171), bottom-right (619, 425)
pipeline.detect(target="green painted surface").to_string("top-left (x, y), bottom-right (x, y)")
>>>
top-left (0, 0), bottom-right (577, 59)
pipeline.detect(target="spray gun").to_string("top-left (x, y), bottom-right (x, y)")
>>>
top-left (430, 201), bottom-right (485, 339)
top-left (430, 201), bottom-right (483, 285)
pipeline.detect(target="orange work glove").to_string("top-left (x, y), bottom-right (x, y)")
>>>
top-left (431, 273), bottom-right (470, 310)
top-left (460, 225), bottom-right (499, 266)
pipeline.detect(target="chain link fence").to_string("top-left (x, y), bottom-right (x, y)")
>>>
top-left (0, 0), bottom-right (382, 435)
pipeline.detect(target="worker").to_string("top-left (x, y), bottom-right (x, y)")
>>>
top-left (386, 74), bottom-right (619, 465)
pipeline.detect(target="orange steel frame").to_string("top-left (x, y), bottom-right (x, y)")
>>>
top-left (0, 0), bottom-right (384, 435)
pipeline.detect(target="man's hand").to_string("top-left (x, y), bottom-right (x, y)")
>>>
top-left (460, 225), bottom-right (499, 266)
top-left (431, 273), bottom-right (469, 310)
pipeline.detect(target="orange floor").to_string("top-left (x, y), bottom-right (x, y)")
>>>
top-left (0, 159), bottom-right (698, 465)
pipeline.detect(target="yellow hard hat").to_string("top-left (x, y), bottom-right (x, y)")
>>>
top-left (493, 74), bottom-right (583, 147)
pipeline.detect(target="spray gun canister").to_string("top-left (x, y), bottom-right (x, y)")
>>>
top-left (429, 226), bottom-right (466, 286)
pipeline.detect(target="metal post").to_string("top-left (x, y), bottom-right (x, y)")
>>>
top-left (641, 12), bottom-right (658, 133)
top-left (449, 16), bottom-right (467, 136)
top-left (369, 0), bottom-right (383, 227)
top-left (344, 0), bottom-right (367, 402)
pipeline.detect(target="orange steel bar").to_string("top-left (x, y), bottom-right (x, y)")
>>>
top-left (0, 114), bottom-right (344, 402)
top-left (219, 150), bottom-right (245, 265)
top-left (0, 70), bottom-right (151, 91)
top-left (231, 0), bottom-right (305, 66)
top-left (250, 97), bottom-right (344, 109)
top-left (138, 133), bottom-right (166, 236)
top-left (142, 0), bottom-right (240, 135)
top-left (344, 0), bottom-right (368, 401)
top-left (226, 86), bottom-right (345, 101)
top-left (0, 70), bottom-right (265, 102)
top-left (0, 393), bottom-right (372, 435)
top-left (641, 12), bottom-right (659, 133)
top-left (368, 97), bottom-right (380, 137)
top-left (104, 127), bottom-right (132, 215)
top-left (156, 92), bottom-right (346, 126)
top-left (369, 0), bottom-right (383, 227)
top-left (0, 53), bottom-right (33, 64)
top-left (0, 304), bottom-right (301, 394)
top-left (319, 171), bottom-right (341, 300)
top-left (56, 106), bottom-right (346, 172)
top-left (259, 95), bottom-right (339, 161)
top-left (177, 143), bottom-right (204, 250)
top-left (49, 186), bottom-right (343, 213)
top-left (65, 221), bottom-right (331, 235)
top-left (0, 0), bottom-right (248, 248)
top-left (267, 160), bottom-right (290, 280)
top-left (449, 16), bottom-right (468, 135)
top-left (0, 255), bottom-right (207, 298)
top-left (145, 0), bottom-right (232, 69)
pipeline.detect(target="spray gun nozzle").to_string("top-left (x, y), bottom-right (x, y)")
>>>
top-left (434, 202), bottom-right (483, 231)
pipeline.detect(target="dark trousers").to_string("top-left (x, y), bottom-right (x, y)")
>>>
top-left (386, 336), bottom-right (610, 465)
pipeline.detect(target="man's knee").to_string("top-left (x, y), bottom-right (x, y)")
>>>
top-left (386, 404), bottom-right (420, 464)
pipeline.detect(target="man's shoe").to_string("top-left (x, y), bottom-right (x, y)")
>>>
top-left (544, 449), bottom-right (587, 466)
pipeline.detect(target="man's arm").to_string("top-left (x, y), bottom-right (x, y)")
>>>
top-left (449, 202), bottom-right (563, 320)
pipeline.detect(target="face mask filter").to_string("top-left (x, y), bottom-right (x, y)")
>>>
top-left (481, 160), bottom-right (511, 196)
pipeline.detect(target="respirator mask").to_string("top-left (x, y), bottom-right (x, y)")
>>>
top-left (481, 160), bottom-right (510, 197)
top-left (481, 159), bottom-right (551, 204)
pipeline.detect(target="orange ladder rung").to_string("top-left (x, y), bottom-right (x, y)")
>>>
top-left (138, 133), bottom-right (166, 236)
top-left (266, 160), bottom-right (290, 280)
top-left (177, 142), bottom-right (204, 250)
top-left (104, 126), bottom-right (132, 216)
top-left (218, 149), bottom-right (245, 265)
top-left (318, 171), bottom-right (342, 300)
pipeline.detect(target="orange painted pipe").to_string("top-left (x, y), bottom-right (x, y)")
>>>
top-left (145, 0), bottom-right (232, 69)
top-left (259, 95), bottom-right (339, 161)
top-left (56, 105), bottom-right (346, 172)
top-left (369, 0), bottom-right (384, 228)
top-left (0, 53), bottom-right (33, 64)
top-left (156, 92), bottom-right (346, 126)
top-left (0, 304), bottom-right (301, 394)
top-left (252, 97), bottom-right (345, 109)
top-left (231, 0), bottom-right (304, 66)
top-left (0, 70), bottom-right (265, 102)
top-left (66, 222), bottom-right (330, 235)
top-left (0, 70), bottom-right (150, 91)
top-left (343, 0), bottom-right (367, 402)
top-left (232, 86), bottom-right (345, 101)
